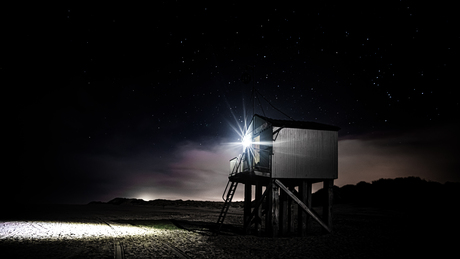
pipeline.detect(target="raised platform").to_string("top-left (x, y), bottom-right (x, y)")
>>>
top-left (229, 170), bottom-right (270, 185)
top-left (229, 171), bottom-right (330, 186)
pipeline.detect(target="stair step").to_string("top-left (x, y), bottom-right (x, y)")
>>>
top-left (216, 180), bottom-right (238, 233)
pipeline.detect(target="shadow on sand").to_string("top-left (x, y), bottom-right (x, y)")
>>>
top-left (112, 219), bottom-right (244, 236)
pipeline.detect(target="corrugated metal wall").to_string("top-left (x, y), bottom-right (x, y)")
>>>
top-left (272, 128), bottom-right (338, 179)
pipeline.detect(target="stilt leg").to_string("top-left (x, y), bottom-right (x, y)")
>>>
top-left (298, 180), bottom-right (312, 236)
top-left (269, 179), bottom-right (279, 237)
top-left (244, 183), bottom-right (252, 233)
top-left (280, 187), bottom-right (288, 235)
top-left (255, 182), bottom-right (262, 235)
top-left (323, 180), bottom-right (333, 232)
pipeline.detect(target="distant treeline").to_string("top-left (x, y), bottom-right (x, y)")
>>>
top-left (91, 177), bottom-right (459, 211)
top-left (89, 197), bottom-right (243, 208)
top-left (313, 176), bottom-right (460, 210)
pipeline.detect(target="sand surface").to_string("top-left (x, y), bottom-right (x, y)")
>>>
top-left (1, 203), bottom-right (456, 258)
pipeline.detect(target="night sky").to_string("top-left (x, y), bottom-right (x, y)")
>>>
top-left (6, 2), bottom-right (459, 204)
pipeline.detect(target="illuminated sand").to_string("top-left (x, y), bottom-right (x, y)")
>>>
top-left (1, 203), bottom-right (456, 258)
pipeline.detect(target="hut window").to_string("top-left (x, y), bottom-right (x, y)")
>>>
top-left (253, 135), bottom-right (260, 166)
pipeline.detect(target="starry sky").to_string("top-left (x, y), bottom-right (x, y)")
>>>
top-left (6, 2), bottom-right (459, 204)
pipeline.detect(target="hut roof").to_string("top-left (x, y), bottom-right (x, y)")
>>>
top-left (254, 114), bottom-right (341, 131)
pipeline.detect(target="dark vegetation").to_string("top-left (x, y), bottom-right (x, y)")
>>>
top-left (313, 176), bottom-right (460, 211)
top-left (89, 197), bottom-right (243, 208)
top-left (94, 177), bottom-right (459, 213)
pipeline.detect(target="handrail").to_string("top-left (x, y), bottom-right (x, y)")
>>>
top-left (222, 180), bottom-right (231, 201)
top-left (229, 158), bottom-right (236, 177)
top-left (229, 153), bottom-right (244, 177)
top-left (229, 156), bottom-right (238, 176)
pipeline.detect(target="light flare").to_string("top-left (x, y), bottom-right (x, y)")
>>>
top-left (242, 133), bottom-right (252, 151)
top-left (223, 98), bottom-right (253, 155)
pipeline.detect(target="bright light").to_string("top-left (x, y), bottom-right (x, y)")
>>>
top-left (242, 133), bottom-right (252, 151)
top-left (222, 99), bottom-right (253, 155)
top-left (0, 221), bottom-right (159, 240)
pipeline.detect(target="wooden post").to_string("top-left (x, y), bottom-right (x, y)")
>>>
top-left (265, 183), bottom-right (271, 235)
top-left (305, 181), bottom-right (312, 232)
top-left (323, 180), bottom-right (333, 232)
top-left (280, 186), bottom-right (288, 235)
top-left (288, 187), bottom-right (294, 233)
top-left (255, 182), bottom-right (263, 235)
top-left (276, 180), bottom-right (331, 233)
top-left (298, 180), bottom-right (312, 236)
top-left (269, 179), bottom-right (279, 237)
top-left (244, 183), bottom-right (252, 233)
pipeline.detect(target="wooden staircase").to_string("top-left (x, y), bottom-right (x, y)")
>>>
top-left (216, 180), bottom-right (238, 233)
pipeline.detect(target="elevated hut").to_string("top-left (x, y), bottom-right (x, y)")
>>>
top-left (217, 114), bottom-right (340, 237)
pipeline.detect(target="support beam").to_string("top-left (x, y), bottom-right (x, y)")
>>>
top-left (305, 181), bottom-right (312, 234)
top-left (288, 187), bottom-right (295, 233)
top-left (323, 180), bottom-right (334, 231)
top-left (298, 181), bottom-right (312, 236)
top-left (244, 183), bottom-right (252, 233)
top-left (275, 180), bottom-right (331, 233)
top-left (268, 180), bottom-right (279, 237)
top-left (280, 187), bottom-right (288, 235)
top-left (244, 187), bottom-right (268, 234)
top-left (255, 182), bottom-right (263, 235)
top-left (265, 184), bottom-right (270, 234)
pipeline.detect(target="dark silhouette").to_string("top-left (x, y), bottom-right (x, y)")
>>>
top-left (313, 176), bottom-right (460, 211)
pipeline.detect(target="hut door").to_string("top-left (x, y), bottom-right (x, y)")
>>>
top-left (254, 135), bottom-right (269, 171)
top-left (253, 135), bottom-right (260, 166)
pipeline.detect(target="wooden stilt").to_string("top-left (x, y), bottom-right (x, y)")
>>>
top-left (280, 187), bottom-right (288, 235)
top-left (269, 179), bottom-right (279, 237)
top-left (298, 180), bottom-right (312, 236)
top-left (255, 182), bottom-right (263, 235)
top-left (305, 181), bottom-right (312, 233)
top-left (244, 183), bottom-right (252, 233)
top-left (265, 183), bottom-right (271, 235)
top-left (323, 180), bottom-right (334, 232)
top-left (275, 180), bottom-right (331, 233)
top-left (288, 187), bottom-right (294, 233)
top-left (244, 187), bottom-right (268, 234)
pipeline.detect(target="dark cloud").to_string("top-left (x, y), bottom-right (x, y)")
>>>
top-left (338, 123), bottom-right (460, 187)
top-left (21, 138), bottom-right (241, 204)
top-left (9, 122), bottom-right (458, 204)
top-left (122, 139), bottom-right (242, 202)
